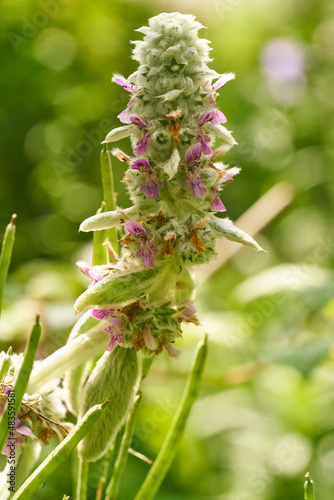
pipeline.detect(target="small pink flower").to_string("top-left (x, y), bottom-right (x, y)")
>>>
top-left (125, 221), bottom-right (147, 236)
top-left (130, 115), bottom-right (148, 128)
top-left (198, 110), bottom-right (215, 127)
top-left (91, 308), bottom-right (115, 321)
top-left (212, 72), bottom-right (235, 91)
top-left (196, 129), bottom-right (213, 156)
top-left (185, 168), bottom-right (207, 199)
top-left (1, 417), bottom-right (36, 457)
top-left (104, 318), bottom-right (125, 351)
top-left (210, 188), bottom-right (226, 212)
top-left (112, 74), bottom-right (135, 93)
top-left (179, 300), bottom-right (197, 316)
top-left (141, 171), bottom-right (163, 200)
top-left (78, 262), bottom-right (104, 283)
top-left (118, 108), bottom-right (132, 124)
top-left (134, 130), bottom-right (151, 156)
top-left (185, 143), bottom-right (202, 166)
top-left (131, 158), bottom-right (151, 172)
top-left (198, 109), bottom-right (226, 126)
top-left (136, 239), bottom-right (159, 269)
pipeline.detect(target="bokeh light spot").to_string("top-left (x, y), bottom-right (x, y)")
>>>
top-left (33, 28), bottom-right (77, 70)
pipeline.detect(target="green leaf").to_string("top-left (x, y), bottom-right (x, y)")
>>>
top-left (11, 402), bottom-right (109, 500)
top-left (74, 266), bottom-right (162, 313)
top-left (63, 312), bottom-right (101, 416)
top-left (206, 123), bottom-right (237, 144)
top-left (264, 341), bottom-right (331, 377)
top-left (163, 147), bottom-right (181, 179)
top-left (230, 264), bottom-right (330, 305)
top-left (0, 347), bottom-right (12, 383)
top-left (79, 208), bottom-right (133, 232)
top-left (105, 393), bottom-right (142, 499)
top-left (102, 124), bottom-right (136, 143)
top-left (27, 312), bottom-right (107, 393)
top-left (0, 315), bottom-right (41, 453)
top-left (304, 472), bottom-right (316, 500)
top-left (134, 336), bottom-right (208, 500)
top-left (209, 217), bottom-right (264, 251)
top-left (158, 89), bottom-right (184, 102)
top-left (0, 214), bottom-right (16, 317)
top-left (78, 347), bottom-right (138, 462)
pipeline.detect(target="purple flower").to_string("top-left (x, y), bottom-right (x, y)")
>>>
top-left (141, 172), bottom-right (163, 199)
top-left (104, 318), bottom-right (125, 352)
top-left (134, 130), bottom-right (151, 156)
top-left (210, 187), bottom-right (226, 212)
top-left (211, 109), bottom-right (227, 125)
top-left (91, 308), bottom-right (115, 321)
top-left (125, 221), bottom-right (158, 269)
top-left (198, 110), bottom-right (215, 126)
top-left (220, 166), bottom-right (240, 183)
top-left (212, 72), bottom-right (235, 91)
top-left (198, 109), bottom-right (227, 126)
top-left (130, 158), bottom-right (151, 172)
top-left (196, 129), bottom-right (213, 156)
top-left (137, 239), bottom-right (159, 269)
top-left (130, 115), bottom-right (148, 128)
top-left (15, 419), bottom-right (36, 439)
top-left (185, 143), bottom-right (202, 166)
top-left (179, 300), bottom-right (197, 316)
top-left (118, 108), bottom-right (132, 124)
top-left (2, 417), bottom-right (36, 456)
top-left (78, 262), bottom-right (104, 283)
top-left (185, 168), bottom-right (207, 199)
top-left (112, 74), bottom-right (135, 93)
top-left (125, 221), bottom-right (147, 236)
top-left (0, 387), bottom-right (12, 414)
top-left (130, 159), bottom-right (162, 199)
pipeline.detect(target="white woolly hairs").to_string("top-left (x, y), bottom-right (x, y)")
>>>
top-left (77, 347), bottom-right (138, 462)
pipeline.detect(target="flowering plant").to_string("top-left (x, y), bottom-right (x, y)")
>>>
top-left (0, 12), bottom-right (267, 500)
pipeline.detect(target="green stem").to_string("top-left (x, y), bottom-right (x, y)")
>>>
top-left (93, 203), bottom-right (107, 266)
top-left (12, 402), bottom-right (109, 500)
top-left (0, 315), bottom-right (41, 453)
top-left (76, 458), bottom-right (89, 500)
top-left (99, 448), bottom-right (112, 498)
top-left (134, 335), bottom-right (208, 500)
top-left (105, 394), bottom-right (142, 500)
top-left (0, 346), bottom-right (12, 383)
top-left (304, 472), bottom-right (316, 500)
top-left (0, 214), bottom-right (16, 317)
top-left (100, 146), bottom-right (118, 252)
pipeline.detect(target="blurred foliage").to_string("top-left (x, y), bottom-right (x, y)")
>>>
top-left (1, 0), bottom-right (334, 498)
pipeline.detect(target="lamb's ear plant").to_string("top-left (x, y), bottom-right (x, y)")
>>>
top-left (0, 11), bottom-right (271, 500)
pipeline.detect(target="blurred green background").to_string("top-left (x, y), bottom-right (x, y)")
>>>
top-left (1, 0), bottom-right (334, 498)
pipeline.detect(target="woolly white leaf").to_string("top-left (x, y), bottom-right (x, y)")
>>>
top-left (163, 147), bottom-right (181, 179)
top-left (102, 124), bottom-right (136, 143)
top-left (206, 124), bottom-right (237, 145)
top-left (210, 217), bottom-right (264, 252)
top-left (79, 208), bottom-right (134, 232)
top-left (158, 89), bottom-right (184, 102)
